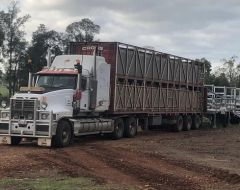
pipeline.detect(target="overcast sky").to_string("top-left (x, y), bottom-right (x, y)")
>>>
top-left (1, 0), bottom-right (240, 68)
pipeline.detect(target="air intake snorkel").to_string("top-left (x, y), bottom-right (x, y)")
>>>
top-left (27, 59), bottom-right (33, 93)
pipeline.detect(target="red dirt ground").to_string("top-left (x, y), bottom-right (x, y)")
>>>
top-left (1, 125), bottom-right (240, 190)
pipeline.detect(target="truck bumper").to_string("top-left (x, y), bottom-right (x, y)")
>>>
top-left (0, 136), bottom-right (11, 145)
top-left (37, 137), bottom-right (52, 147)
top-left (0, 135), bottom-right (52, 147)
top-left (0, 112), bottom-right (56, 147)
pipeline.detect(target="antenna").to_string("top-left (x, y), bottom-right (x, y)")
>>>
top-left (47, 48), bottom-right (51, 68)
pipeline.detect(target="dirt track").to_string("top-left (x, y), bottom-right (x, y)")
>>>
top-left (1, 125), bottom-right (240, 190)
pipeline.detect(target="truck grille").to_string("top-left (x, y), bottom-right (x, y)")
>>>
top-left (11, 99), bottom-right (36, 119)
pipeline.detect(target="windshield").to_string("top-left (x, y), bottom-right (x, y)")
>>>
top-left (36, 75), bottom-right (77, 90)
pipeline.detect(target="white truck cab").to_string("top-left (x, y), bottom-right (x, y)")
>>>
top-left (0, 55), bottom-right (112, 147)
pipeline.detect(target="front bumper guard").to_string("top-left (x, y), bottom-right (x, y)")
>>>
top-left (0, 110), bottom-right (55, 146)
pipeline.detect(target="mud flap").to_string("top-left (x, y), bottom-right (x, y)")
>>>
top-left (0, 136), bottom-right (11, 145)
top-left (38, 138), bottom-right (52, 147)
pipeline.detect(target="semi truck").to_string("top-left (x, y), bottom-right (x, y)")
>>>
top-left (0, 42), bottom-right (205, 147)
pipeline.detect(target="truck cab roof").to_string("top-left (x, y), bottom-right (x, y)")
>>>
top-left (38, 55), bottom-right (107, 76)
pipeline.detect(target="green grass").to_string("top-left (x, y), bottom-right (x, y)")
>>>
top-left (0, 85), bottom-right (8, 97)
top-left (0, 177), bottom-right (135, 190)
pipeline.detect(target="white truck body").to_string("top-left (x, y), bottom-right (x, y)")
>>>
top-left (0, 54), bottom-right (112, 146)
top-left (0, 42), bottom-right (206, 147)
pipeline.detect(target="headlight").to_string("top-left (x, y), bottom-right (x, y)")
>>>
top-left (1, 101), bottom-right (7, 108)
top-left (13, 113), bottom-right (19, 119)
top-left (41, 113), bottom-right (49, 120)
top-left (27, 113), bottom-right (33, 120)
top-left (1, 112), bottom-right (9, 119)
top-left (41, 102), bottom-right (48, 110)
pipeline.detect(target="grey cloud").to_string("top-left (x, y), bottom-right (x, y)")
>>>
top-left (35, 0), bottom-right (240, 29)
top-left (12, 0), bottom-right (240, 67)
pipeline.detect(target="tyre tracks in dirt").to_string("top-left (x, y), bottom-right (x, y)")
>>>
top-left (5, 142), bottom-right (240, 190)
top-left (82, 144), bottom-right (240, 190)
top-left (25, 147), bottom-right (141, 188)
top-left (1, 126), bottom-right (240, 190)
top-left (82, 144), bottom-right (202, 190)
top-left (143, 150), bottom-right (240, 185)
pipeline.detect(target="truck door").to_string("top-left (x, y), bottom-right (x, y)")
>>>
top-left (80, 77), bottom-right (89, 110)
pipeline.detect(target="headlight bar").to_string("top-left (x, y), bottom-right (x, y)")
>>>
top-left (0, 110), bottom-right (10, 120)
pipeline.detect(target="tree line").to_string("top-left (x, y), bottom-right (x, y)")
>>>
top-left (0, 1), bottom-right (100, 97)
top-left (199, 57), bottom-right (240, 87)
top-left (0, 1), bottom-right (239, 99)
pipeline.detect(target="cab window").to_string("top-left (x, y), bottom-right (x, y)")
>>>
top-left (81, 77), bottom-right (87, 91)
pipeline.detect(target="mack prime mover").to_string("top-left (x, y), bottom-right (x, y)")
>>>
top-left (0, 42), bottom-right (205, 147)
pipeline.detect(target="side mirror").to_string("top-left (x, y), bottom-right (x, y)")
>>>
top-left (74, 64), bottom-right (82, 74)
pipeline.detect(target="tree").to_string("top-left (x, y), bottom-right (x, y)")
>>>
top-left (196, 58), bottom-right (215, 84)
top-left (0, 70), bottom-right (3, 85)
top-left (196, 57), bottom-right (240, 87)
top-left (0, 1), bottom-right (30, 96)
top-left (32, 24), bottom-right (64, 55)
top-left (18, 24), bottom-right (64, 87)
top-left (222, 56), bottom-right (238, 86)
top-left (66, 18), bottom-right (100, 42)
top-left (30, 24), bottom-right (64, 69)
top-left (209, 56), bottom-right (240, 87)
top-left (0, 13), bottom-right (4, 47)
top-left (213, 56), bottom-right (240, 87)
top-left (0, 11), bottom-right (5, 74)
top-left (11, 40), bottom-right (28, 90)
top-left (214, 73), bottom-right (230, 87)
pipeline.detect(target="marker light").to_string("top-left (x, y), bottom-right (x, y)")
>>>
top-left (41, 102), bottom-right (48, 110)
top-left (1, 112), bottom-right (9, 119)
top-left (1, 101), bottom-right (7, 108)
top-left (41, 113), bottom-right (49, 120)
top-left (27, 113), bottom-right (33, 120)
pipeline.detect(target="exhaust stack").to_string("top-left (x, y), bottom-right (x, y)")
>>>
top-left (27, 59), bottom-right (33, 92)
top-left (47, 48), bottom-right (51, 68)
top-left (93, 47), bottom-right (97, 79)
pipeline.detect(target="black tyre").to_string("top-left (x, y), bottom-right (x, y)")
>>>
top-left (173, 115), bottom-right (183, 132)
top-left (192, 115), bottom-right (201, 130)
top-left (53, 120), bottom-right (72, 147)
top-left (11, 136), bottom-right (22, 145)
top-left (222, 113), bottom-right (229, 127)
top-left (124, 117), bottom-right (137, 138)
top-left (139, 117), bottom-right (149, 130)
top-left (183, 115), bottom-right (192, 131)
top-left (230, 113), bottom-right (240, 124)
top-left (112, 118), bottom-right (124, 140)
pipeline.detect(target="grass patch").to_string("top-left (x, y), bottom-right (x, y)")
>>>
top-left (0, 85), bottom-right (8, 97)
top-left (0, 177), bottom-right (135, 190)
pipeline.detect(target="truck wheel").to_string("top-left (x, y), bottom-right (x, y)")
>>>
top-left (112, 118), bottom-right (124, 139)
top-left (11, 137), bottom-right (22, 145)
top-left (139, 117), bottom-right (148, 130)
top-left (54, 120), bottom-right (72, 147)
top-left (192, 115), bottom-right (201, 130)
top-left (124, 117), bottom-right (137, 138)
top-left (173, 115), bottom-right (183, 132)
top-left (183, 115), bottom-right (192, 131)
